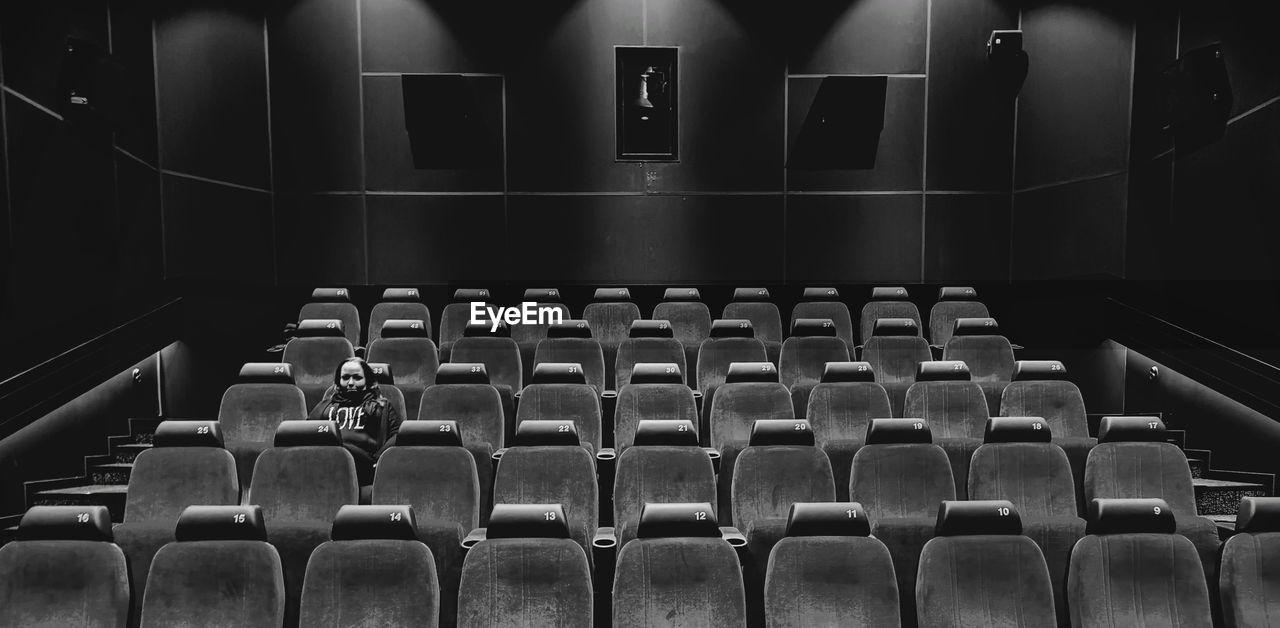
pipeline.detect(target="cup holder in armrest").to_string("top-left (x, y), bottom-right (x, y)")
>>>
top-left (491, 448), bottom-right (508, 463)
top-left (592, 527), bottom-right (618, 550)
top-left (601, 390), bottom-right (617, 399)
top-left (596, 447), bottom-right (617, 462)
top-left (702, 447), bottom-right (721, 474)
top-left (720, 526), bottom-right (747, 548)
top-left (461, 528), bottom-right (487, 550)
top-left (691, 391), bottom-right (703, 401)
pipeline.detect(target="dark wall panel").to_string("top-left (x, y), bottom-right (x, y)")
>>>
top-left (162, 174), bottom-right (273, 281)
top-left (1012, 173), bottom-right (1126, 279)
top-left (360, 0), bottom-right (499, 73)
top-left (276, 194), bottom-right (366, 286)
top-left (0, 2), bottom-right (108, 113)
top-left (787, 76), bottom-right (924, 191)
top-left (785, 193), bottom-right (922, 282)
top-left (1124, 153), bottom-right (1172, 280)
top-left (155, 4), bottom-right (269, 188)
top-left (923, 193), bottom-right (1011, 281)
top-left (114, 155), bottom-right (164, 314)
top-left (925, 0), bottom-right (1018, 192)
top-left (366, 194), bottom-right (507, 284)
top-left (109, 0), bottom-right (159, 165)
top-left (1179, 3), bottom-right (1280, 118)
top-left (1128, 6), bottom-right (1177, 165)
top-left (268, 0), bottom-right (362, 192)
top-left (506, 195), bottom-right (783, 283)
top-left (786, 0), bottom-right (926, 75)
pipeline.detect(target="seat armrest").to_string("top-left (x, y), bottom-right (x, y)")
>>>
top-left (702, 447), bottom-right (721, 475)
top-left (593, 527), bottom-right (617, 550)
top-left (719, 526), bottom-right (749, 563)
top-left (461, 527), bottom-right (487, 551)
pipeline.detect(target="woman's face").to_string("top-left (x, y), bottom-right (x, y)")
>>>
top-left (339, 361), bottom-right (367, 392)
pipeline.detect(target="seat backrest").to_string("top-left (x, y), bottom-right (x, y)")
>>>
top-left (282, 327), bottom-right (356, 411)
top-left (724, 301), bottom-right (783, 344)
top-left (369, 302), bottom-right (432, 344)
top-left (451, 336), bottom-right (522, 393)
top-left (709, 382), bottom-right (794, 450)
top-left (791, 302), bottom-right (854, 350)
top-left (942, 335), bottom-right (1015, 383)
top-left (903, 380), bottom-right (990, 440)
top-left (697, 337), bottom-right (768, 393)
top-left (366, 337), bottom-right (440, 398)
top-left (779, 336), bottom-right (851, 390)
top-left (493, 446), bottom-right (599, 561)
top-left (615, 337), bottom-right (686, 388)
top-left (439, 302), bottom-right (480, 356)
top-left (418, 382), bottom-right (505, 449)
top-left (583, 300), bottom-right (642, 350)
top-left (614, 446), bottom-right (717, 546)
top-left (851, 443), bottom-right (955, 519)
top-left (614, 383), bottom-right (699, 450)
top-left (510, 301), bottom-right (571, 349)
top-left (1000, 380), bottom-right (1090, 439)
top-left (1221, 497), bottom-right (1280, 627)
top-left (929, 301), bottom-right (989, 346)
top-left (732, 445), bottom-right (835, 533)
top-left (534, 337), bottom-right (606, 391)
top-left (125, 421), bottom-right (239, 522)
top-left (862, 336), bottom-right (932, 384)
top-left (218, 383), bottom-right (308, 444)
top-left (806, 382), bottom-right (892, 446)
top-left (968, 442), bottom-right (1077, 518)
top-left (653, 301), bottom-right (712, 348)
top-left (1084, 441), bottom-right (1199, 516)
top-left (299, 301), bottom-right (361, 346)
top-left (516, 383), bottom-right (603, 451)
top-left (249, 423), bottom-right (359, 522)
top-left (372, 423), bottom-right (480, 531)
top-left (859, 302), bottom-right (921, 347)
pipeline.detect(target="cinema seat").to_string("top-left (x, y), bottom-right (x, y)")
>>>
top-left (764, 502), bottom-right (901, 627)
top-left (791, 287), bottom-right (855, 353)
top-left (1068, 498), bottom-right (1213, 627)
top-left (861, 317), bottom-right (931, 417)
top-left (723, 287), bottom-right (783, 365)
top-left (218, 362), bottom-right (308, 492)
top-left (653, 288), bottom-right (712, 383)
top-left (368, 287), bottom-right (432, 344)
top-left (928, 287), bottom-right (990, 347)
top-left (282, 318), bottom-right (355, 411)
top-left (805, 362), bottom-right (891, 500)
top-left (513, 288), bottom-right (572, 385)
top-left (941, 317), bottom-right (1015, 412)
top-left (614, 320), bottom-right (686, 389)
top-left (451, 321), bottom-right (522, 426)
top-left (1220, 497), bottom-right (1280, 627)
top-left (613, 420), bottom-right (716, 547)
top-left (698, 319), bottom-right (768, 428)
top-left (708, 361), bottom-right (793, 525)
top-left (418, 363), bottom-right (504, 521)
top-left (321, 362), bottom-right (407, 424)
top-left (904, 361), bottom-right (989, 499)
top-left (1000, 360), bottom-right (1095, 499)
top-left (440, 288), bottom-right (491, 362)
top-left (859, 286), bottom-right (922, 348)
top-left (534, 320), bottom-right (606, 392)
top-left (917, 500), bottom-right (1057, 627)
top-left (366, 319), bottom-right (439, 421)
top-left (517, 362), bottom-right (604, 454)
top-left (613, 363), bottom-right (698, 451)
top-left (299, 287), bottom-right (361, 346)
top-left (780, 318), bottom-right (852, 416)
top-left (0, 505), bottom-right (128, 628)
top-left (114, 421), bottom-right (238, 625)
top-left (613, 503), bottom-right (747, 627)
top-left (299, 505), bottom-right (439, 627)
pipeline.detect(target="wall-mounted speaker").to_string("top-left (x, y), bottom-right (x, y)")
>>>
top-left (1162, 44), bottom-right (1232, 153)
top-left (988, 30), bottom-right (1028, 99)
top-left (57, 37), bottom-right (124, 132)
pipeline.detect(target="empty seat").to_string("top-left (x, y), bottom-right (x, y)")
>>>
top-left (806, 362), bottom-right (891, 500)
top-left (440, 288), bottom-right (491, 362)
top-left (698, 319), bottom-right (768, 428)
top-left (140, 506), bottom-right (284, 628)
top-left (299, 287), bottom-right (361, 346)
top-left (723, 287), bottom-right (783, 365)
top-left (0, 505), bottom-right (128, 627)
top-left (942, 317), bottom-right (1015, 412)
top-left (859, 317), bottom-right (930, 417)
top-left (1068, 498), bottom-right (1213, 627)
top-left (373, 421), bottom-right (480, 628)
top-left (653, 288), bottom-right (712, 384)
top-left (451, 321), bottom-right (522, 432)
top-left (534, 320), bottom-right (606, 392)
top-left (904, 361), bottom-right (989, 499)
top-left (859, 286), bottom-right (921, 348)
top-left (218, 362), bottom-right (308, 491)
top-left (850, 419), bottom-right (956, 627)
top-left (1000, 360), bottom-right (1096, 498)
top-left (299, 505), bottom-right (439, 626)
top-left (709, 361), bottom-right (793, 525)
top-left (283, 318), bottom-right (356, 411)
top-left (1220, 497), bottom-right (1280, 627)
top-left (764, 502), bottom-right (900, 627)
top-left (366, 319), bottom-right (439, 421)
top-left (614, 319), bottom-right (687, 389)
top-left (1083, 416), bottom-right (1221, 591)
top-left (512, 288), bottom-right (572, 385)
top-left (917, 500), bottom-right (1057, 627)
top-left (791, 287), bottom-right (855, 352)
top-left (613, 503), bottom-right (747, 627)
top-left (369, 287), bottom-right (432, 344)
top-left (517, 362), bottom-right (604, 453)
top-left (613, 363), bottom-right (698, 451)
top-left (780, 318), bottom-right (852, 407)
top-left (967, 417), bottom-right (1085, 626)
top-left (613, 420), bottom-right (717, 547)
top-left (584, 288), bottom-right (643, 390)
top-left (928, 286), bottom-right (990, 347)
top-left (459, 504), bottom-right (593, 627)
top-left (114, 421), bottom-right (239, 625)
top-left (418, 363), bottom-right (504, 521)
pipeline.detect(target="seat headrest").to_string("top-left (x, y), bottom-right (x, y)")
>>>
top-left (436, 363), bottom-right (489, 384)
top-left (395, 420), bottom-right (463, 447)
top-left (637, 502), bottom-right (720, 539)
top-left (547, 320), bottom-right (592, 339)
top-left (367, 362), bottom-right (395, 385)
top-left (1096, 416), bottom-right (1167, 443)
top-left (710, 319), bottom-right (754, 338)
top-left (938, 286), bottom-right (979, 301)
top-left (935, 500), bottom-right (1022, 536)
top-left (331, 505), bottom-right (418, 541)
top-left (983, 417), bottom-right (1052, 443)
top-left (17, 506), bottom-right (113, 542)
top-left (239, 362), bottom-right (295, 384)
top-left (175, 505), bottom-right (267, 542)
top-left (821, 362), bottom-right (876, 383)
top-left (725, 361), bottom-right (779, 384)
top-left (1086, 498), bottom-right (1176, 535)
top-left (952, 317), bottom-right (1000, 336)
top-left (381, 288), bottom-right (421, 302)
top-left (512, 420), bottom-right (579, 447)
top-left (379, 319), bottom-right (429, 338)
top-left (593, 287), bottom-right (633, 302)
top-left (733, 287), bottom-right (771, 301)
top-left (872, 317), bottom-right (920, 337)
top-left (1236, 497), bottom-right (1280, 533)
top-left (274, 420), bottom-right (343, 447)
top-left (296, 319), bottom-right (346, 338)
top-left (453, 288), bottom-right (490, 301)
top-left (791, 318), bottom-right (838, 337)
top-left (629, 320), bottom-right (674, 338)
top-left (866, 418), bottom-right (932, 444)
top-left (487, 504), bottom-right (571, 539)
top-left (629, 363), bottom-right (683, 384)
top-left (802, 287), bottom-right (840, 300)
top-left (749, 419), bottom-right (814, 446)
top-left (785, 502), bottom-right (871, 537)
top-left (530, 362), bottom-right (588, 385)
top-left (523, 288), bottom-right (562, 302)
top-left (663, 287), bottom-right (701, 301)
top-left (463, 320), bottom-right (509, 337)
top-left (633, 419), bottom-right (699, 447)
top-left (870, 286), bottom-right (909, 301)
top-left (1012, 360), bottom-right (1068, 382)
top-left (311, 287), bottom-right (350, 302)
top-left (916, 361), bottom-right (971, 381)
top-left (153, 420), bottom-right (224, 448)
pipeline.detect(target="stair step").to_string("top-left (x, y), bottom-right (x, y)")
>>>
top-left (1207, 514), bottom-right (1238, 541)
top-left (1187, 458), bottom-right (1206, 479)
top-left (1194, 478), bottom-right (1267, 516)
top-left (129, 417), bottom-right (165, 444)
top-left (32, 485), bottom-right (128, 522)
top-left (90, 463), bottom-right (134, 486)
top-left (113, 443), bottom-right (151, 463)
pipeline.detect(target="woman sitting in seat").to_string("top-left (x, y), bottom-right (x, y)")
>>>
top-left (309, 357), bottom-right (401, 485)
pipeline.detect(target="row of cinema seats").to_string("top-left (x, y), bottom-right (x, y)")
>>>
top-left (291, 284), bottom-right (994, 395)
top-left (4, 492), bottom-right (1276, 627)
